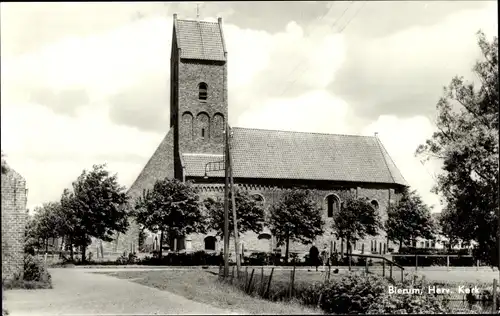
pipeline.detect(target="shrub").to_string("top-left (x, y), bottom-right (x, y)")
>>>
top-left (318, 273), bottom-right (388, 314)
top-left (3, 254), bottom-right (52, 289)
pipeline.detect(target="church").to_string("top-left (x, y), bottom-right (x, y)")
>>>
top-left (113, 14), bottom-right (408, 258)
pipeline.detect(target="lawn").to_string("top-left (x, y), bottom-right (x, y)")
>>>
top-left (98, 269), bottom-right (323, 315)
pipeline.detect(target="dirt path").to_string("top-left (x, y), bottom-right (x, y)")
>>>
top-left (4, 268), bottom-right (241, 315)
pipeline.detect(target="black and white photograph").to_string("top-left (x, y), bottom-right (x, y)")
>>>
top-left (1, 1), bottom-right (498, 315)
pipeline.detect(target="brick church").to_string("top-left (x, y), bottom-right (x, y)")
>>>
top-left (116, 14), bottom-right (408, 257)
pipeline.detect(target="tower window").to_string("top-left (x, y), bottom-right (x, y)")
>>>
top-left (199, 82), bottom-right (208, 101)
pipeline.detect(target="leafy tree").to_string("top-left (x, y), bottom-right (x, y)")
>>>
top-left (133, 178), bottom-right (206, 260)
top-left (436, 208), bottom-right (462, 250)
top-left (30, 202), bottom-right (66, 252)
top-left (205, 188), bottom-right (265, 242)
top-left (332, 195), bottom-right (381, 254)
top-left (59, 164), bottom-right (129, 262)
top-left (385, 188), bottom-right (436, 249)
top-left (269, 189), bottom-right (324, 263)
top-left (415, 31), bottom-right (498, 266)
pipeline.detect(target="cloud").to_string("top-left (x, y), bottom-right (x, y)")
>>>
top-left (1, 2), bottom-right (495, 213)
top-left (361, 116), bottom-right (442, 211)
top-left (1, 100), bottom-right (163, 209)
top-left (331, 2), bottom-right (498, 121)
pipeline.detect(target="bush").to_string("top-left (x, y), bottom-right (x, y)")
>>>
top-left (3, 254), bottom-right (52, 289)
top-left (317, 273), bottom-right (388, 314)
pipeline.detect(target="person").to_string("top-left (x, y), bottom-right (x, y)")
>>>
top-left (309, 244), bottom-right (320, 271)
top-left (321, 244), bottom-right (329, 271)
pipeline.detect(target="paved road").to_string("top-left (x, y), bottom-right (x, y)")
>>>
top-left (4, 268), bottom-right (241, 316)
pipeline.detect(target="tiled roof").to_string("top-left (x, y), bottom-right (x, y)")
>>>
top-left (127, 128), bottom-right (175, 199)
top-left (182, 127), bottom-right (408, 186)
top-left (175, 19), bottom-right (226, 61)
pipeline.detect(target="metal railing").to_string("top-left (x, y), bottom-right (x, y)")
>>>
top-left (339, 252), bottom-right (405, 282)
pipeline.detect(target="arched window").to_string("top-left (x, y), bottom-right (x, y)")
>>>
top-left (325, 194), bottom-right (340, 218)
top-left (212, 113), bottom-right (225, 142)
top-left (204, 236), bottom-right (216, 251)
top-left (181, 111), bottom-right (194, 140)
top-left (252, 194), bottom-right (265, 205)
top-left (196, 112), bottom-right (210, 141)
top-left (370, 200), bottom-right (379, 210)
top-left (258, 233), bottom-right (271, 240)
top-left (199, 82), bottom-right (208, 101)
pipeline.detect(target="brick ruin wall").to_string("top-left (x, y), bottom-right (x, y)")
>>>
top-left (1, 170), bottom-right (27, 281)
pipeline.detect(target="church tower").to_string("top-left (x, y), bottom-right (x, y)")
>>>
top-left (170, 14), bottom-right (228, 166)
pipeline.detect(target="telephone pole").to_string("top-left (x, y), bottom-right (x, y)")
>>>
top-left (223, 123), bottom-right (230, 278)
top-left (228, 128), bottom-right (241, 275)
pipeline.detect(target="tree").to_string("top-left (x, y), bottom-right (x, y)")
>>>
top-left (332, 195), bottom-right (381, 254)
top-left (205, 188), bottom-right (265, 242)
top-left (59, 164), bottom-right (129, 262)
top-left (133, 178), bottom-right (206, 260)
top-left (437, 208), bottom-right (462, 250)
top-left (30, 202), bottom-right (66, 252)
top-left (415, 31), bottom-right (498, 266)
top-left (385, 188), bottom-right (436, 249)
top-left (269, 189), bottom-right (324, 263)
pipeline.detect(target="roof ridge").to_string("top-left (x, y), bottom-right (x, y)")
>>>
top-left (178, 18), bottom-right (218, 24)
top-left (196, 21), bottom-right (206, 60)
top-left (232, 126), bottom-right (376, 138)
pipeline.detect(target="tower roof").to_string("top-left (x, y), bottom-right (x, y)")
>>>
top-left (174, 15), bottom-right (226, 61)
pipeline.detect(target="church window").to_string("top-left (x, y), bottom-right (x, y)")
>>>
top-left (370, 200), bottom-right (379, 210)
top-left (196, 112), bottom-right (210, 141)
top-left (181, 111), bottom-right (194, 140)
top-left (199, 82), bottom-right (208, 101)
top-left (326, 194), bottom-right (340, 218)
top-left (204, 236), bottom-right (216, 251)
top-left (213, 113), bottom-right (225, 142)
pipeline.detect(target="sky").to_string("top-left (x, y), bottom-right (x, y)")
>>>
top-left (1, 1), bottom-right (497, 213)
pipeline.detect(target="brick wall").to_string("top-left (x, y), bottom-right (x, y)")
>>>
top-left (1, 168), bottom-right (27, 281)
top-left (174, 59), bottom-right (227, 155)
top-left (177, 182), bottom-right (403, 256)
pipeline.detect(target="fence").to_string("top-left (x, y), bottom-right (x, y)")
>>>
top-left (390, 254), bottom-right (480, 270)
top-left (217, 263), bottom-right (500, 314)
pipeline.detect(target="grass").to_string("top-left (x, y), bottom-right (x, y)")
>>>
top-left (98, 269), bottom-right (323, 314)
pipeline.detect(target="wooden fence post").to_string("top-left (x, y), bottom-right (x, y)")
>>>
top-left (245, 267), bottom-right (248, 287)
top-left (382, 259), bottom-right (386, 277)
top-left (246, 269), bottom-right (255, 294)
top-left (348, 251), bottom-right (352, 271)
top-left (401, 269), bottom-right (404, 283)
top-left (289, 265), bottom-right (296, 300)
top-left (328, 264), bottom-right (331, 281)
top-left (365, 256), bottom-right (369, 274)
top-left (447, 256), bottom-right (450, 271)
top-left (231, 266), bottom-right (235, 284)
top-left (390, 263), bottom-right (393, 280)
top-left (317, 292), bottom-right (323, 309)
top-left (415, 254), bottom-right (418, 272)
top-left (493, 279), bottom-right (497, 314)
top-left (264, 268), bottom-right (274, 299)
top-left (259, 268), bottom-right (266, 297)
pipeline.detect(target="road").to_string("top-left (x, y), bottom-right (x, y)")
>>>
top-left (4, 268), bottom-right (241, 315)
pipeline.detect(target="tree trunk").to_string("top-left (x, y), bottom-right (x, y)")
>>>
top-left (285, 230), bottom-right (290, 264)
top-left (69, 236), bottom-right (74, 261)
top-left (159, 231), bottom-right (164, 261)
top-left (45, 237), bottom-right (49, 253)
top-left (81, 243), bottom-right (87, 263)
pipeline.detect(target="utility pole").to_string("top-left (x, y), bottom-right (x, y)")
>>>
top-left (223, 123), bottom-right (230, 278)
top-left (228, 127), bottom-right (241, 275)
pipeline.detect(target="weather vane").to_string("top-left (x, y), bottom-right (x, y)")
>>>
top-left (196, 4), bottom-right (200, 19)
